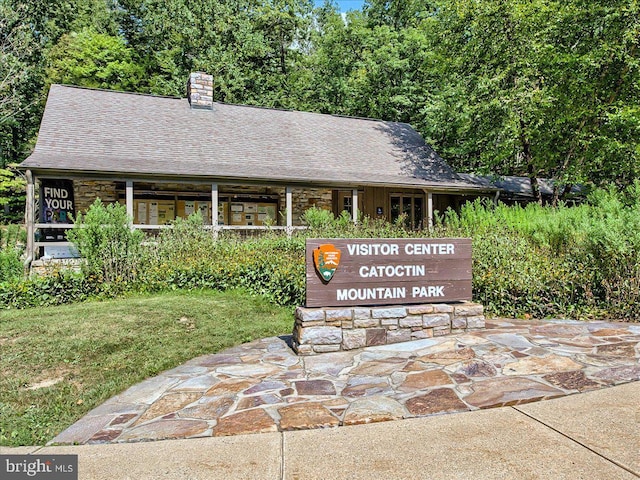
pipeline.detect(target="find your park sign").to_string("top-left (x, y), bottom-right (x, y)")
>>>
top-left (306, 238), bottom-right (472, 308)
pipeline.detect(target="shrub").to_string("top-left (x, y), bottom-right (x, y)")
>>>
top-left (4, 188), bottom-right (640, 320)
top-left (141, 215), bottom-right (306, 306)
top-left (302, 206), bottom-right (414, 239)
top-left (66, 199), bottom-right (144, 283)
top-left (441, 186), bottom-right (640, 320)
top-left (0, 225), bottom-right (25, 283)
top-left (471, 228), bottom-right (594, 318)
top-left (0, 273), bottom-right (105, 309)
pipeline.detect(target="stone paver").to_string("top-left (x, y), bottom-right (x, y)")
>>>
top-left (213, 408), bottom-right (277, 437)
top-left (342, 395), bottom-right (407, 425)
top-left (49, 319), bottom-right (640, 445)
top-left (278, 403), bottom-right (340, 431)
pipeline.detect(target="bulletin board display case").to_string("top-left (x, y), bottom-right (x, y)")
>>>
top-left (118, 198), bottom-right (176, 225)
top-left (229, 202), bottom-right (277, 226)
top-left (148, 200), bottom-right (176, 225)
top-left (176, 200), bottom-right (216, 225)
top-left (119, 195), bottom-right (278, 226)
top-left (218, 202), bottom-right (228, 225)
top-left (175, 200), bottom-right (229, 225)
top-left (257, 203), bottom-right (277, 225)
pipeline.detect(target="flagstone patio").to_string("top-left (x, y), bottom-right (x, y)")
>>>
top-left (50, 318), bottom-right (640, 445)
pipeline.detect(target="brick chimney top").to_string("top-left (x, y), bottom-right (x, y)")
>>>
top-left (187, 72), bottom-right (213, 109)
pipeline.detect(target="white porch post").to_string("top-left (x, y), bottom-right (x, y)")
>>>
top-left (211, 183), bottom-right (219, 239)
top-left (126, 180), bottom-right (134, 228)
top-left (24, 170), bottom-right (35, 271)
top-left (211, 183), bottom-right (219, 226)
top-left (352, 188), bottom-right (359, 224)
top-left (427, 191), bottom-right (434, 230)
top-left (286, 186), bottom-right (293, 235)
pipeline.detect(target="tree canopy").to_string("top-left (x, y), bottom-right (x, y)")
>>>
top-left (0, 0), bottom-right (638, 217)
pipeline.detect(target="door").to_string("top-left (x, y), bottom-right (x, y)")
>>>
top-left (390, 194), bottom-right (425, 230)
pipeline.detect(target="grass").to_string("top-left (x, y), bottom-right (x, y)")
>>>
top-left (0, 289), bottom-right (293, 447)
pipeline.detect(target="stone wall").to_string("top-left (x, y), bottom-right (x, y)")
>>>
top-left (291, 187), bottom-right (332, 225)
top-left (293, 302), bottom-right (485, 355)
top-left (269, 187), bottom-right (332, 225)
top-left (74, 181), bottom-right (118, 214)
top-left (30, 258), bottom-right (83, 276)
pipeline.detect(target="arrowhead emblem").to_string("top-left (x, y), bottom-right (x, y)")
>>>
top-left (313, 244), bottom-right (341, 282)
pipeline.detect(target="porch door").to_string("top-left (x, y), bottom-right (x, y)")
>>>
top-left (390, 194), bottom-right (425, 230)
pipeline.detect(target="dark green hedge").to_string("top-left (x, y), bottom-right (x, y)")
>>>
top-left (3, 187), bottom-right (640, 321)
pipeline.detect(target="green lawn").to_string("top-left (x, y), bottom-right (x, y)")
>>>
top-left (0, 289), bottom-right (293, 447)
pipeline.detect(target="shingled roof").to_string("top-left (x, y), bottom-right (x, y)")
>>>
top-left (20, 85), bottom-right (491, 192)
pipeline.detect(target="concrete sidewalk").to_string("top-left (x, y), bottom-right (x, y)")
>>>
top-left (4, 381), bottom-right (638, 480)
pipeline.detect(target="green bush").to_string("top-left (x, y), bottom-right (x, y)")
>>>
top-left (0, 273), bottom-right (103, 309)
top-left (440, 184), bottom-right (640, 319)
top-left (141, 214), bottom-right (306, 306)
top-left (0, 225), bottom-right (26, 282)
top-left (67, 199), bottom-right (144, 283)
top-left (0, 249), bottom-right (22, 283)
top-left (0, 225), bottom-right (25, 283)
top-left (2, 188), bottom-right (640, 320)
top-left (471, 229), bottom-right (594, 318)
top-left (302, 206), bottom-right (415, 239)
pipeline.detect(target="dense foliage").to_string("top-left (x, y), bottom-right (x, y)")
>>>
top-left (66, 198), bottom-right (144, 283)
top-left (1, 0), bottom-right (638, 214)
top-left (2, 195), bottom-right (640, 321)
top-left (437, 183), bottom-right (640, 319)
top-left (0, 225), bottom-right (24, 283)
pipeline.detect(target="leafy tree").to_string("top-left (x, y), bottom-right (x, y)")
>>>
top-left (546, 1), bottom-right (640, 194)
top-left (298, 7), bottom-right (429, 122)
top-left (0, 0), bottom-right (121, 218)
top-left (363, 0), bottom-right (435, 29)
top-left (45, 28), bottom-right (144, 91)
top-left (416, 0), bottom-right (640, 202)
top-left (0, 166), bottom-right (25, 223)
top-left (116, 0), bottom-right (314, 106)
top-left (0, 2), bottom-right (40, 167)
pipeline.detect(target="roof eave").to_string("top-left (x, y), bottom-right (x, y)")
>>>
top-left (20, 164), bottom-right (496, 193)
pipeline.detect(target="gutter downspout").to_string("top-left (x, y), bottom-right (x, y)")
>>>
top-left (24, 169), bottom-right (35, 274)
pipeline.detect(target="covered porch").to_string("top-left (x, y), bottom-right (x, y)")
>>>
top-left (24, 171), bottom-right (485, 263)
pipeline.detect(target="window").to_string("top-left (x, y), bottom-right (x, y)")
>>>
top-left (343, 195), bottom-right (353, 215)
top-left (335, 190), bottom-right (360, 218)
top-left (390, 194), bottom-right (425, 230)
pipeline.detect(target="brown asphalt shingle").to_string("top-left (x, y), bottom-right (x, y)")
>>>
top-left (20, 85), bottom-right (488, 191)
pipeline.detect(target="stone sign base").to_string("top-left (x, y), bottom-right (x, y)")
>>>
top-left (292, 302), bottom-right (485, 356)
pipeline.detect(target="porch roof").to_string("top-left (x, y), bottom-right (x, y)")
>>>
top-left (21, 85), bottom-right (493, 193)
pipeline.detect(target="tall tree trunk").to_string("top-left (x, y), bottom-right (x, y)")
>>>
top-left (520, 118), bottom-right (542, 204)
top-left (551, 182), bottom-right (572, 207)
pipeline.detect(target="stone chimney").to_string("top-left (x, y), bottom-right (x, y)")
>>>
top-left (187, 72), bottom-right (213, 109)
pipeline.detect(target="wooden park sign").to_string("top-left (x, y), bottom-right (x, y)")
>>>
top-left (306, 238), bottom-right (472, 308)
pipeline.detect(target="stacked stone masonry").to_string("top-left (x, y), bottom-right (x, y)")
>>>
top-left (292, 302), bottom-right (485, 355)
top-left (74, 181), bottom-right (118, 214)
top-left (188, 72), bottom-right (214, 109)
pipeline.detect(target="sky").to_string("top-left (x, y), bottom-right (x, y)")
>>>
top-left (314, 0), bottom-right (365, 12)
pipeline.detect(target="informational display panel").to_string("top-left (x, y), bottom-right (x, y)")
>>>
top-left (306, 238), bottom-right (472, 307)
top-left (39, 179), bottom-right (75, 241)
